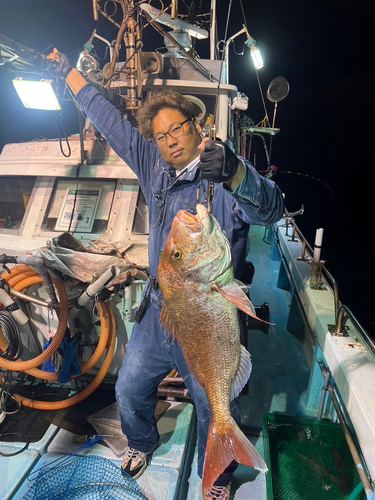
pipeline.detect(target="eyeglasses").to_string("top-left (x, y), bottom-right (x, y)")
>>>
top-left (153, 119), bottom-right (191, 147)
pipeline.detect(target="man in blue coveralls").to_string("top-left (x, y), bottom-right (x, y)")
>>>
top-left (47, 49), bottom-right (284, 500)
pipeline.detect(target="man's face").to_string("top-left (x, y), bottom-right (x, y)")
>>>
top-left (151, 108), bottom-right (202, 170)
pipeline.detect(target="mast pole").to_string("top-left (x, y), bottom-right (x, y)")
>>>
top-left (210, 0), bottom-right (217, 60)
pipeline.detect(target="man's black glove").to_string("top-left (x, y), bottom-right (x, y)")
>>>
top-left (199, 140), bottom-right (239, 183)
top-left (45, 50), bottom-right (72, 79)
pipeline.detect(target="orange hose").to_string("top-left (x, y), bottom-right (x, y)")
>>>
top-left (1, 264), bottom-right (33, 280)
top-left (1, 264), bottom-right (117, 410)
top-left (12, 276), bottom-right (44, 291)
top-left (24, 304), bottom-right (111, 381)
top-left (7, 271), bottom-right (38, 288)
top-left (14, 301), bottom-right (116, 410)
top-left (0, 275), bottom-right (68, 371)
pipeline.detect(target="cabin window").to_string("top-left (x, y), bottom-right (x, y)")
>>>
top-left (0, 176), bottom-right (36, 230)
top-left (41, 178), bottom-right (116, 234)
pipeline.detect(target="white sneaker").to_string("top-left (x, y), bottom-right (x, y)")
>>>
top-left (121, 447), bottom-right (147, 479)
top-left (205, 483), bottom-right (231, 500)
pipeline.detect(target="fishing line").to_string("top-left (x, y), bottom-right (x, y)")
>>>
top-left (269, 170), bottom-right (335, 198)
top-left (255, 70), bottom-right (270, 127)
top-left (134, 203), bottom-right (148, 226)
top-left (239, 0), bottom-right (248, 31)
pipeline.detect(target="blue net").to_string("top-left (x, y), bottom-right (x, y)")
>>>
top-left (24, 455), bottom-right (149, 500)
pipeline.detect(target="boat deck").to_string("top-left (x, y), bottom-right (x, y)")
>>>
top-left (1, 224), bottom-right (369, 499)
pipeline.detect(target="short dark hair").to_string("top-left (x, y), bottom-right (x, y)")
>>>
top-left (137, 90), bottom-right (196, 139)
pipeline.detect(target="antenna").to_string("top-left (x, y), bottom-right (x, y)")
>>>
top-left (171, 0), bottom-right (178, 19)
top-left (139, 4), bottom-right (208, 40)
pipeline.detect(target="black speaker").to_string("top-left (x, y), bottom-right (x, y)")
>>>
top-left (140, 52), bottom-right (164, 74)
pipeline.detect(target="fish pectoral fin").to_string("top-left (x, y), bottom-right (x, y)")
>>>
top-left (160, 302), bottom-right (177, 338)
top-left (212, 284), bottom-right (275, 325)
top-left (231, 345), bottom-right (252, 400)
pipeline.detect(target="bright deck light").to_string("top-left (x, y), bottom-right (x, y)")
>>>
top-left (250, 45), bottom-right (264, 70)
top-left (12, 79), bottom-right (61, 111)
top-left (245, 35), bottom-right (264, 70)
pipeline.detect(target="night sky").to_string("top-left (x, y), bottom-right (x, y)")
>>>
top-left (0, 0), bottom-right (374, 337)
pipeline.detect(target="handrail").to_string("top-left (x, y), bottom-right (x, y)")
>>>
top-left (336, 305), bottom-right (375, 357)
top-left (278, 217), bottom-right (374, 353)
top-left (320, 261), bottom-right (340, 320)
top-left (282, 219), bottom-right (340, 314)
top-left (318, 362), bottom-right (374, 499)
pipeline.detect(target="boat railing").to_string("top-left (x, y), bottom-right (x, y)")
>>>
top-left (283, 216), bottom-right (374, 355)
top-left (318, 362), bottom-right (375, 498)
top-left (335, 304), bottom-right (375, 357)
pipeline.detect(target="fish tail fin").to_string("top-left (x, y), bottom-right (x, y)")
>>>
top-left (202, 417), bottom-right (268, 495)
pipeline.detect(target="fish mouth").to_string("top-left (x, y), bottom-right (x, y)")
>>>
top-left (176, 210), bottom-right (203, 235)
top-left (196, 204), bottom-right (209, 221)
top-left (195, 205), bottom-right (232, 280)
top-left (176, 204), bottom-right (210, 236)
top-left (175, 205), bottom-right (232, 278)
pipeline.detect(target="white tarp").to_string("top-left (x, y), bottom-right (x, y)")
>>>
top-left (34, 233), bottom-right (149, 283)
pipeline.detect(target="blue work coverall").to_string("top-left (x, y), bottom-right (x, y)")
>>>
top-left (75, 85), bottom-right (285, 484)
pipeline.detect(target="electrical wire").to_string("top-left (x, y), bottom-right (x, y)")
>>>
top-left (0, 370), bottom-right (12, 414)
top-left (65, 100), bottom-right (87, 234)
top-left (0, 433), bottom-right (30, 456)
top-left (53, 114), bottom-right (72, 158)
top-left (66, 167), bottom-right (81, 235)
top-left (0, 371), bottom-right (21, 415)
top-left (0, 311), bottom-right (23, 360)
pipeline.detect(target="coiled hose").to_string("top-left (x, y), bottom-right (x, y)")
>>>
top-left (14, 301), bottom-right (116, 410)
top-left (0, 311), bottom-right (23, 360)
top-left (0, 266), bottom-right (68, 371)
top-left (24, 310), bottom-right (112, 381)
top-left (1, 266), bottom-right (113, 381)
top-left (0, 265), bottom-right (117, 410)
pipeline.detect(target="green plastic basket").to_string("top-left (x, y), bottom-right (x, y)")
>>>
top-left (263, 414), bottom-right (366, 500)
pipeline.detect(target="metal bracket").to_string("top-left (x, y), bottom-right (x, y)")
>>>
top-left (310, 261), bottom-right (326, 290)
top-left (328, 323), bottom-right (349, 337)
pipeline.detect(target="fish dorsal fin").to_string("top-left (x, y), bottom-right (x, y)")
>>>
top-left (212, 283), bottom-right (274, 325)
top-left (160, 302), bottom-right (176, 339)
top-left (231, 345), bottom-right (252, 400)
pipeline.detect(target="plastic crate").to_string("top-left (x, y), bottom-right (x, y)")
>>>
top-left (263, 413), bottom-right (366, 500)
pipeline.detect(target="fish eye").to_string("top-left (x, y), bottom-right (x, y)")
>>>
top-left (172, 250), bottom-right (182, 260)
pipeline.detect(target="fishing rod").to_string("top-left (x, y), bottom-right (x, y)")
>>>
top-left (0, 33), bottom-right (45, 71)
